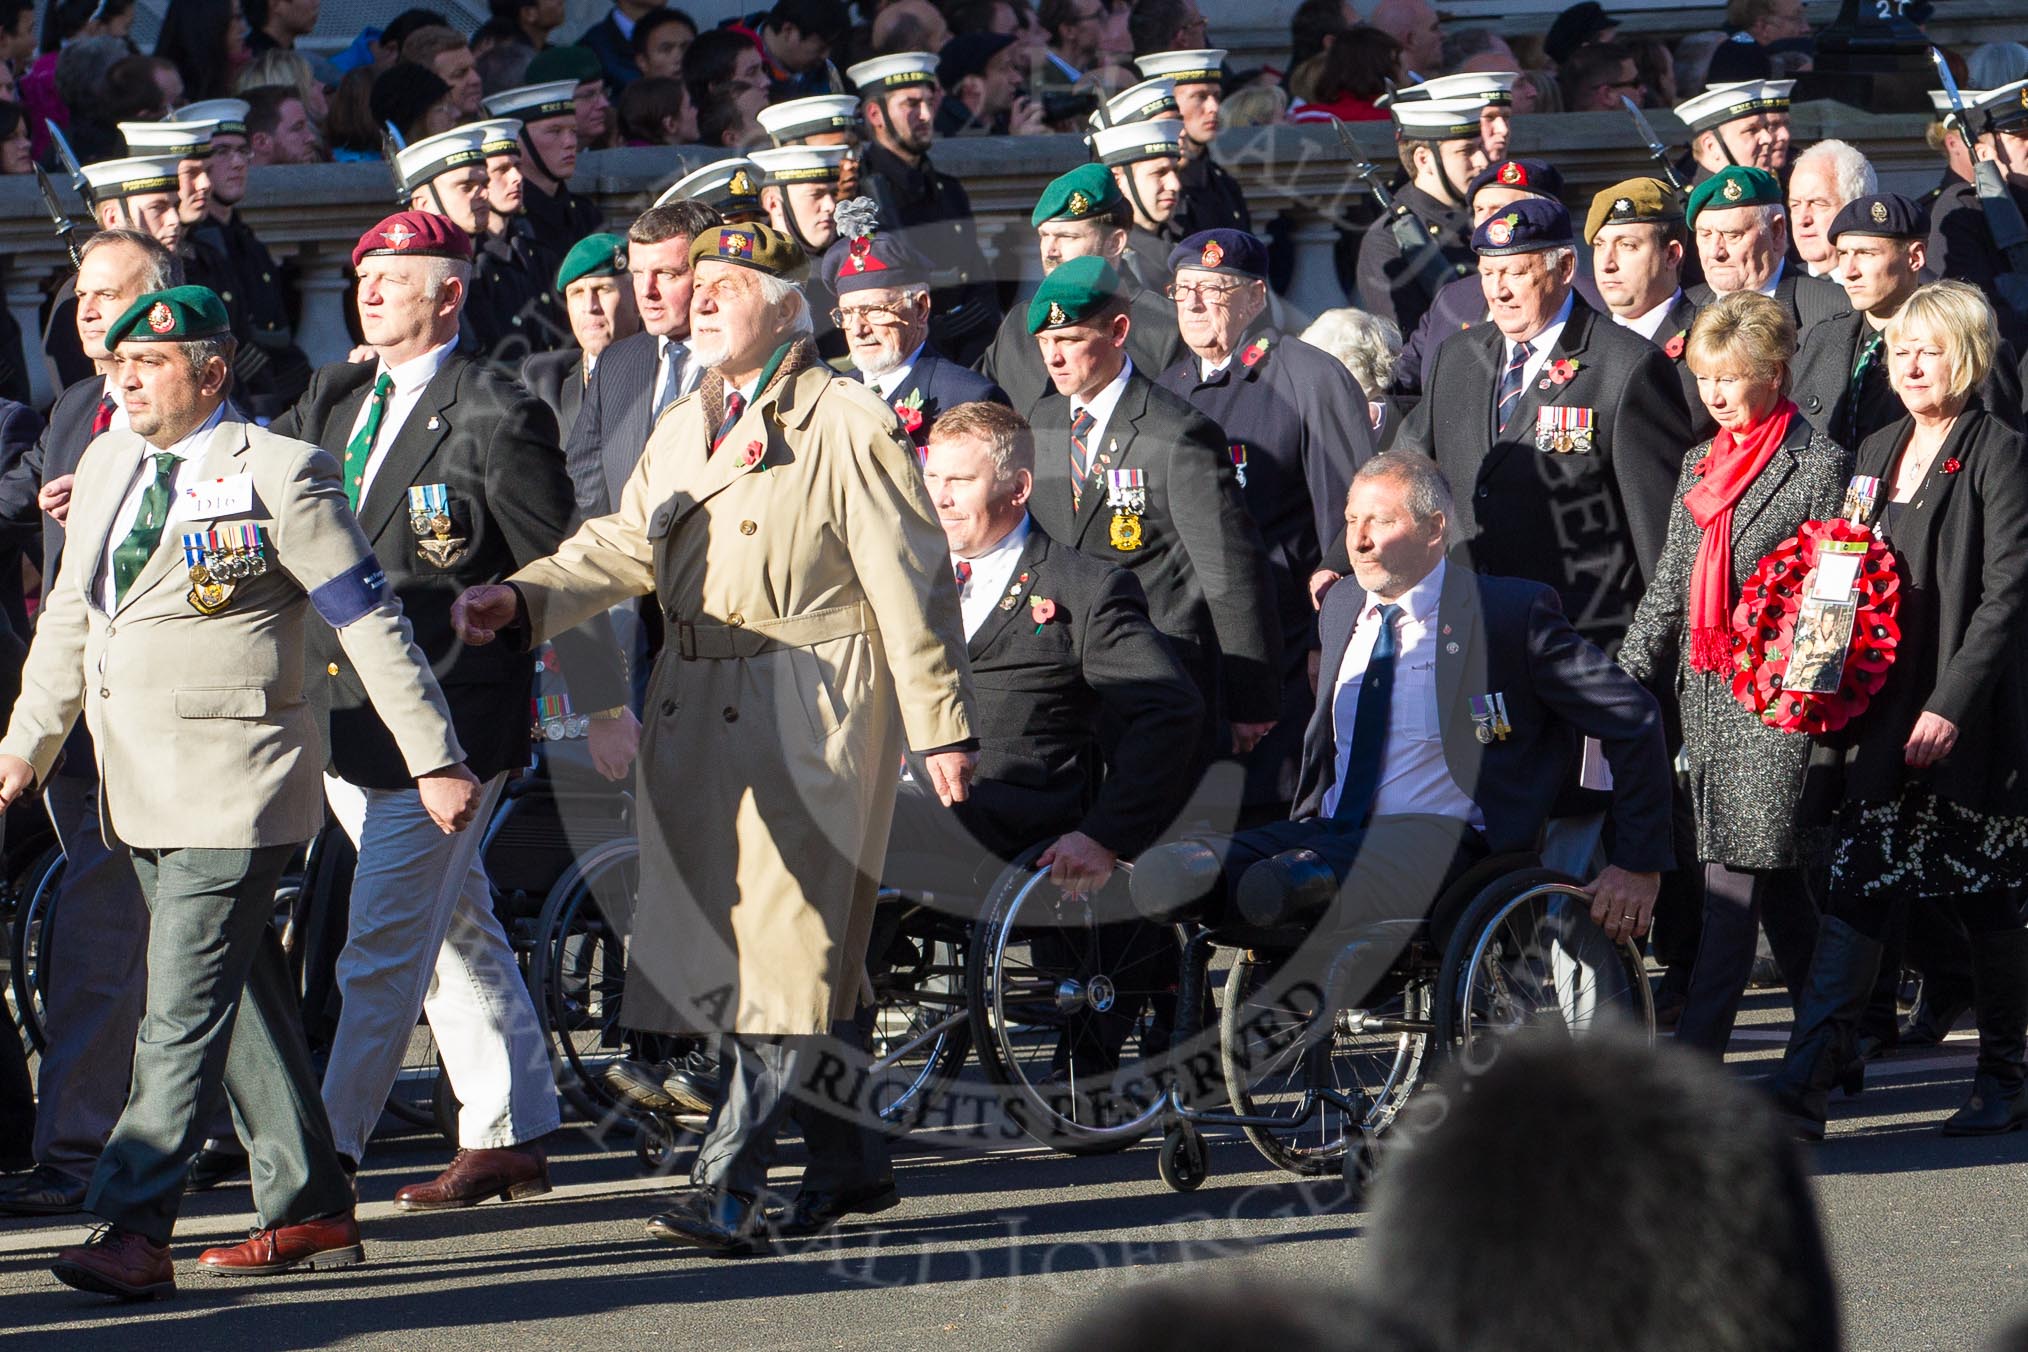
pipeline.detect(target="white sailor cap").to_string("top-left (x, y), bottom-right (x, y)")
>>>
top-left (748, 144), bottom-right (848, 186)
top-left (1385, 71), bottom-right (1518, 108)
top-left (481, 79), bottom-right (578, 124)
top-left (395, 125), bottom-right (489, 192)
top-left (119, 119), bottom-right (219, 159)
top-left (757, 94), bottom-right (863, 145)
top-left (1087, 118), bottom-right (1186, 167)
top-left (846, 51), bottom-right (939, 94)
top-left (1089, 78), bottom-right (1178, 131)
top-left (469, 118), bottom-right (524, 156)
top-left (174, 99), bottom-right (250, 137)
top-left (1672, 79), bottom-right (1794, 135)
top-left (1928, 87), bottom-right (1988, 118)
top-left (1390, 95), bottom-right (1487, 140)
top-left (1133, 49), bottom-right (1225, 86)
top-left (1972, 78), bottom-right (2028, 133)
top-left (655, 157), bottom-right (764, 213)
top-left (82, 154), bottom-right (183, 200)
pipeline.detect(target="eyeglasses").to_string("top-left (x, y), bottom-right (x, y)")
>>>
top-left (1165, 280), bottom-right (1247, 305)
top-left (830, 304), bottom-right (911, 327)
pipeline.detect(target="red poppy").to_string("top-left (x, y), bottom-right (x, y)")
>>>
top-left (1548, 358), bottom-right (1581, 385)
top-left (1241, 338), bottom-right (1270, 367)
top-left (1943, 457), bottom-right (1962, 475)
top-left (1663, 332), bottom-right (1686, 360)
top-left (893, 388), bottom-right (926, 437)
top-left (741, 440), bottom-right (765, 467)
top-left (1029, 596), bottom-right (1057, 623)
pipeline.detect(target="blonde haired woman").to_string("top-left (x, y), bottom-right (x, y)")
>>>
top-left (1770, 281), bottom-right (2028, 1139)
top-left (1619, 290), bottom-right (1852, 1056)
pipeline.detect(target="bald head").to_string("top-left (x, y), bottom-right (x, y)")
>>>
top-left (1368, 0), bottom-right (1441, 72)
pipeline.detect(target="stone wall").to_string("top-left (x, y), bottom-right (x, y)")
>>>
top-left (0, 100), bottom-right (1936, 404)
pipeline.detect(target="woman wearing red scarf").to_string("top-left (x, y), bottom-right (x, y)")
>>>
top-left (1619, 291), bottom-right (1851, 1057)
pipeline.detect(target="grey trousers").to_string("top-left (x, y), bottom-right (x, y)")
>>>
top-left (32, 776), bottom-right (149, 1184)
top-left (690, 1017), bottom-right (892, 1199)
top-left (85, 844), bottom-right (354, 1244)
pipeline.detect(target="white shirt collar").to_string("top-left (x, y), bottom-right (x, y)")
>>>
top-left (151, 401), bottom-right (228, 461)
top-left (1365, 556), bottom-right (1446, 628)
top-left (376, 338), bottom-right (456, 396)
top-left (1198, 351), bottom-right (1233, 382)
top-left (1073, 356), bottom-right (1134, 438)
top-left (869, 340), bottom-right (928, 402)
top-left (1616, 288), bottom-right (1684, 342)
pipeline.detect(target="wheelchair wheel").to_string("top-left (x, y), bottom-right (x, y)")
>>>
top-left (1432, 870), bottom-right (1654, 1061)
top-left (866, 895), bottom-right (972, 1130)
top-left (529, 837), bottom-right (639, 1122)
top-left (5, 845), bottom-right (62, 1054)
top-left (1219, 951), bottom-right (1430, 1175)
top-left (382, 1021), bottom-right (458, 1145)
top-left (1158, 1123), bottom-right (1209, 1192)
top-left (966, 863), bottom-right (1171, 1155)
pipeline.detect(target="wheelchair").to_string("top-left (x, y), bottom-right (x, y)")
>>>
top-left (1144, 849), bottom-right (1656, 1194)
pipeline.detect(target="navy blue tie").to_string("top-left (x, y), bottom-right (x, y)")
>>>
top-left (1496, 339), bottom-right (1532, 434)
top-left (1332, 604), bottom-right (1403, 823)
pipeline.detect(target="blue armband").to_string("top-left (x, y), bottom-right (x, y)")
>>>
top-left (311, 557), bottom-right (390, 628)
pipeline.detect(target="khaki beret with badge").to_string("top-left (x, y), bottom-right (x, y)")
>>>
top-left (689, 221), bottom-right (808, 280)
top-left (1584, 176), bottom-right (1683, 244)
top-left (107, 285), bottom-right (233, 347)
top-left (1027, 255), bottom-right (1125, 334)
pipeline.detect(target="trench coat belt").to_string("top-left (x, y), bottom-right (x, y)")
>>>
top-left (672, 601), bottom-right (877, 660)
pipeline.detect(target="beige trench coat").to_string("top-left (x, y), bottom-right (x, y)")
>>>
top-left (512, 358), bottom-right (973, 1036)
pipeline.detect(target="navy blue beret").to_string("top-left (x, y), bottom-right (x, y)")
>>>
top-left (1827, 192), bottom-right (1927, 243)
top-left (1472, 196), bottom-right (1575, 256)
top-left (1168, 228), bottom-right (1267, 279)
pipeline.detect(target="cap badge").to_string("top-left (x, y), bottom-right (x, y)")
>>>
top-left (1498, 162), bottom-right (1523, 185)
top-left (1067, 189), bottom-right (1091, 215)
top-left (1486, 213), bottom-right (1517, 247)
top-left (729, 169), bottom-right (754, 196)
top-left (1870, 200), bottom-right (1888, 223)
top-left (611, 245), bottom-right (626, 270)
top-left (146, 301), bottom-right (175, 334)
top-left (1200, 239), bottom-right (1224, 268)
top-left (381, 222), bottom-right (416, 250)
top-left (1047, 301), bottom-right (1067, 326)
top-left (2020, 87), bottom-right (2028, 109)
top-left (1614, 196), bottom-right (1634, 216)
top-left (721, 231), bottom-right (754, 259)
top-left (1721, 177), bottom-right (1743, 202)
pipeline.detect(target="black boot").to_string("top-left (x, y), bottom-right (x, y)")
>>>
top-left (1898, 985), bottom-right (1972, 1049)
top-left (1942, 929), bottom-right (2028, 1136)
top-left (1768, 917), bottom-right (1883, 1142)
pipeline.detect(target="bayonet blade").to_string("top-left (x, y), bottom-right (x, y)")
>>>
top-left (1620, 95), bottom-right (1686, 191)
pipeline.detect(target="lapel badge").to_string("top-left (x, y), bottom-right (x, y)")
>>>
top-left (426, 415), bottom-right (441, 430)
top-left (1446, 641), bottom-right (1460, 654)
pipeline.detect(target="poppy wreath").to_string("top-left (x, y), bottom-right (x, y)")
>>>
top-left (1728, 517), bottom-right (1901, 735)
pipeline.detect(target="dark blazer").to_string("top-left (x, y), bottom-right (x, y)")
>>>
top-left (562, 328), bottom-right (658, 518)
top-left (1026, 369), bottom-right (1283, 734)
top-left (858, 140), bottom-right (1002, 366)
top-left (1617, 416), bottom-right (1850, 869)
top-left (977, 281), bottom-right (1183, 415)
top-left (1390, 267), bottom-right (1611, 406)
top-left (1927, 178), bottom-right (2028, 346)
top-left (522, 348), bottom-right (585, 440)
top-left (1294, 564), bottom-right (1674, 872)
top-left (576, 10), bottom-right (642, 89)
top-left (1353, 181), bottom-right (1475, 337)
top-left (872, 346), bottom-right (1007, 449)
top-left (1170, 153), bottom-right (1252, 237)
top-left (1686, 268), bottom-right (1847, 352)
top-left (1790, 305), bottom-right (2025, 448)
top-left (934, 524), bottom-right (1203, 858)
top-left (1388, 297), bottom-right (1694, 652)
top-left (465, 231), bottom-right (570, 361)
top-left (272, 353), bottom-right (626, 787)
top-left (1829, 406), bottom-right (2028, 814)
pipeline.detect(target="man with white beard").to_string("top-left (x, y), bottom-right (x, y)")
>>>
top-left (822, 197), bottom-right (1007, 452)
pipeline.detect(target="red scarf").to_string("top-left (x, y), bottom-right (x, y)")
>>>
top-left (1683, 400), bottom-right (1795, 673)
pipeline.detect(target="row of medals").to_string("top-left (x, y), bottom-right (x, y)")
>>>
top-left (187, 537), bottom-right (268, 614)
top-left (1108, 479), bottom-right (1146, 552)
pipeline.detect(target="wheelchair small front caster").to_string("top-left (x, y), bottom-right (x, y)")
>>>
top-left (634, 1114), bottom-right (683, 1176)
top-left (1158, 1124), bottom-right (1209, 1192)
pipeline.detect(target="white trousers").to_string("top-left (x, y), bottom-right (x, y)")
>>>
top-left (318, 772), bottom-right (560, 1161)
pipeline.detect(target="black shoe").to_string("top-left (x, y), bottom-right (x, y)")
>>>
top-left (1941, 928), bottom-right (2028, 1137)
top-left (1941, 1072), bottom-right (2028, 1136)
top-left (660, 1049), bottom-right (721, 1115)
top-left (0, 1164), bottom-right (89, 1216)
top-left (603, 1059), bottom-right (682, 1114)
top-left (1900, 990), bottom-right (1972, 1049)
top-left (184, 1142), bottom-right (249, 1194)
top-left (764, 1181), bottom-right (900, 1239)
top-left (1769, 917), bottom-right (1883, 1140)
top-left (644, 1187), bottom-right (763, 1256)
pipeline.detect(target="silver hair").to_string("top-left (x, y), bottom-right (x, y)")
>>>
top-left (174, 334), bottom-right (238, 390)
top-left (756, 273), bottom-right (814, 338)
top-left (1301, 307), bottom-right (1402, 399)
top-left (79, 229), bottom-right (183, 292)
top-left (419, 257), bottom-right (474, 303)
top-left (1354, 451), bottom-right (1457, 541)
top-left (1791, 139), bottom-right (1876, 206)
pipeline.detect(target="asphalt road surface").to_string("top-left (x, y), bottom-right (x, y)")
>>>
top-left (4, 993), bottom-right (2027, 1352)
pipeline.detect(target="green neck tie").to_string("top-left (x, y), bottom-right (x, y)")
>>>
top-left (111, 451), bottom-right (180, 606)
top-left (343, 372), bottom-right (395, 509)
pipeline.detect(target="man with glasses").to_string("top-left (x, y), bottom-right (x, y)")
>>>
top-left (1157, 229), bottom-right (1371, 818)
top-left (825, 205), bottom-right (1006, 451)
top-left (1559, 41), bottom-right (1642, 113)
top-left (171, 100), bottom-right (313, 421)
top-left (848, 52), bottom-right (1003, 365)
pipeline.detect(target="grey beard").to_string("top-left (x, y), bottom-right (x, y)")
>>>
top-left (688, 337), bottom-right (731, 371)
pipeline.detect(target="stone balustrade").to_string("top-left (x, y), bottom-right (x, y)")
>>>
top-left (0, 100), bottom-right (1937, 406)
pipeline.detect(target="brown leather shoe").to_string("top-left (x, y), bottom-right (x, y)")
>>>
top-left (392, 1145), bottom-right (551, 1212)
top-left (51, 1226), bottom-right (175, 1301)
top-left (196, 1214), bottom-right (363, 1277)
